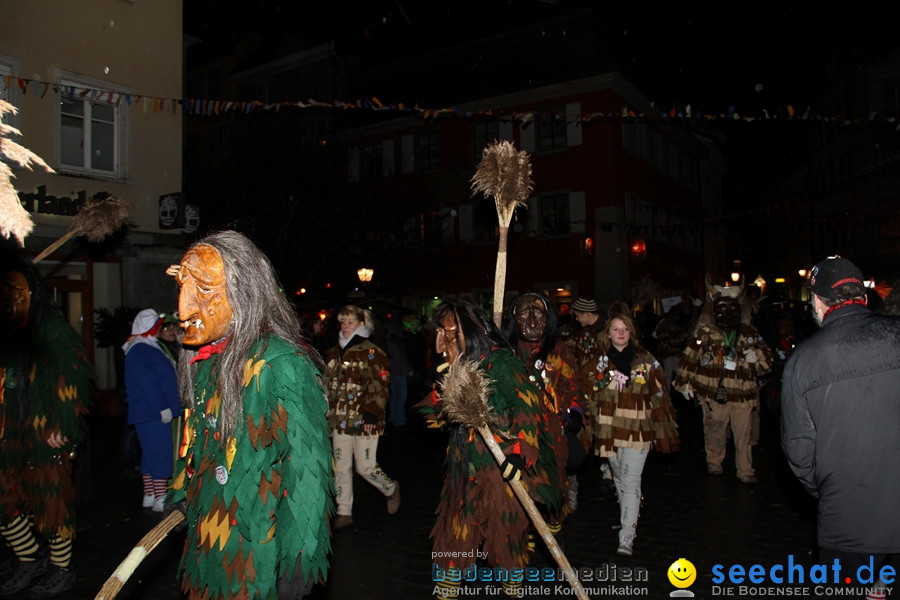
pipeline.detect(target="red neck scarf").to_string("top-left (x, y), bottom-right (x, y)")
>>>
top-left (190, 337), bottom-right (229, 364)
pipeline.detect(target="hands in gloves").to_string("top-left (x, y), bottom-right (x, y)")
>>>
top-left (500, 454), bottom-right (525, 482)
top-left (565, 408), bottom-right (584, 433)
top-left (164, 499), bottom-right (188, 532)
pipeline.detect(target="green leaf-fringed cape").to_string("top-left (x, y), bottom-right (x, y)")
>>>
top-left (169, 335), bottom-right (333, 599)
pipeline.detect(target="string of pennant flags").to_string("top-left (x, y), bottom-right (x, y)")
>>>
top-left (6, 76), bottom-right (181, 115)
top-left (5, 75), bottom-right (900, 127)
top-left (6, 74), bottom-right (897, 235)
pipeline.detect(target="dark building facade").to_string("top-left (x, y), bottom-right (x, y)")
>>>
top-left (184, 7), bottom-right (727, 317)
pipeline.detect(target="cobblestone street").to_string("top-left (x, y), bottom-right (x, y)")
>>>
top-left (53, 397), bottom-right (822, 600)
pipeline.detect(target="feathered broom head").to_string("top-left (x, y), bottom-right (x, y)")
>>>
top-left (470, 140), bottom-right (533, 228)
top-left (439, 357), bottom-right (505, 432)
top-left (0, 100), bottom-right (53, 246)
top-left (31, 196), bottom-right (133, 263)
top-left (73, 196), bottom-right (132, 243)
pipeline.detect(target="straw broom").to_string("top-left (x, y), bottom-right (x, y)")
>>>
top-left (440, 358), bottom-right (590, 600)
top-left (0, 99), bottom-right (52, 246)
top-left (471, 140), bottom-right (533, 327)
top-left (94, 510), bottom-right (185, 600)
top-left (32, 196), bottom-right (131, 264)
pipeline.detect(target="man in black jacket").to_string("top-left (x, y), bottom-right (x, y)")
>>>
top-left (781, 256), bottom-right (900, 597)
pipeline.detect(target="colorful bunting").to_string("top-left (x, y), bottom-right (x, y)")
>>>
top-left (3, 74), bottom-right (900, 127)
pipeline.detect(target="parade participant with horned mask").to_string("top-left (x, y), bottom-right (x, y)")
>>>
top-left (166, 231), bottom-right (333, 599)
top-left (675, 276), bottom-right (772, 483)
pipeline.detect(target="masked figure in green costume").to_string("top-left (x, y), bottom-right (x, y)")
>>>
top-left (167, 231), bottom-right (333, 599)
top-left (0, 249), bottom-right (93, 599)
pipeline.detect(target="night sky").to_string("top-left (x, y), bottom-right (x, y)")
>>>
top-left (183, 1), bottom-right (900, 274)
top-left (184, 1), bottom-right (900, 115)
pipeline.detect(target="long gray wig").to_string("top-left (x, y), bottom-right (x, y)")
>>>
top-left (176, 230), bottom-right (323, 444)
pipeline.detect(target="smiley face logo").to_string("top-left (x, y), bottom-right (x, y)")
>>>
top-left (668, 558), bottom-right (697, 588)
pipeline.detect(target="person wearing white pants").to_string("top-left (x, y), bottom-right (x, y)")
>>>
top-left (608, 447), bottom-right (649, 551)
top-left (332, 432), bottom-right (398, 518)
top-left (324, 306), bottom-right (401, 530)
top-left (589, 311), bottom-right (680, 556)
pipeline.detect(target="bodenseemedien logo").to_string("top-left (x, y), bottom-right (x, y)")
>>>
top-left (667, 558), bottom-right (696, 597)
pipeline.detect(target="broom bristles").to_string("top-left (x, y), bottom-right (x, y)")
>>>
top-left (0, 100), bottom-right (53, 245)
top-left (470, 140), bottom-right (533, 227)
top-left (439, 358), bottom-right (499, 431)
top-left (74, 196), bottom-right (132, 243)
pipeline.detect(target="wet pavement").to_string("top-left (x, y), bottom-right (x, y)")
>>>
top-left (46, 397), bottom-right (824, 600)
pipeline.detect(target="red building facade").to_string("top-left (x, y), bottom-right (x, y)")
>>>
top-left (342, 74), bottom-right (723, 316)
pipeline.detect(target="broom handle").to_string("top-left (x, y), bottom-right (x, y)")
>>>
top-left (492, 224), bottom-right (510, 328)
top-left (32, 228), bottom-right (78, 264)
top-left (94, 510), bottom-right (185, 600)
top-left (476, 425), bottom-right (590, 600)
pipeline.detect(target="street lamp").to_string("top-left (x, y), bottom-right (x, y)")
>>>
top-left (731, 259), bottom-right (742, 283)
top-left (753, 274), bottom-right (766, 295)
top-left (357, 268), bottom-right (374, 283)
top-left (798, 269), bottom-right (810, 301)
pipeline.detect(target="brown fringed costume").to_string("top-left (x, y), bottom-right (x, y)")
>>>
top-left (583, 312), bottom-right (678, 556)
top-left (675, 279), bottom-right (773, 480)
top-left (592, 350), bottom-right (679, 456)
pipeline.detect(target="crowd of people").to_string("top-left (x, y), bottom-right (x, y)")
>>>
top-left (3, 232), bottom-right (898, 599)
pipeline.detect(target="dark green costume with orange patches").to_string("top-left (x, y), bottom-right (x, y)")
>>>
top-left (0, 312), bottom-right (93, 541)
top-left (170, 336), bottom-right (333, 599)
top-left (421, 348), bottom-right (562, 571)
top-left (515, 339), bottom-right (588, 518)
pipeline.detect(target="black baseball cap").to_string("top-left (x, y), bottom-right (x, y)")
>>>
top-left (809, 256), bottom-right (865, 300)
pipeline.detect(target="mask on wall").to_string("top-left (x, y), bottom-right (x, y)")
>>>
top-left (159, 195), bottom-right (178, 228)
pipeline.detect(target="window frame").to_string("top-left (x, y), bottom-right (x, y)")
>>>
top-left (54, 71), bottom-right (131, 182)
top-left (471, 120), bottom-right (500, 164)
top-left (0, 56), bottom-right (22, 131)
top-left (415, 130), bottom-right (441, 171)
top-left (535, 105), bottom-right (567, 152)
top-left (360, 141), bottom-right (384, 181)
top-left (537, 192), bottom-right (571, 237)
